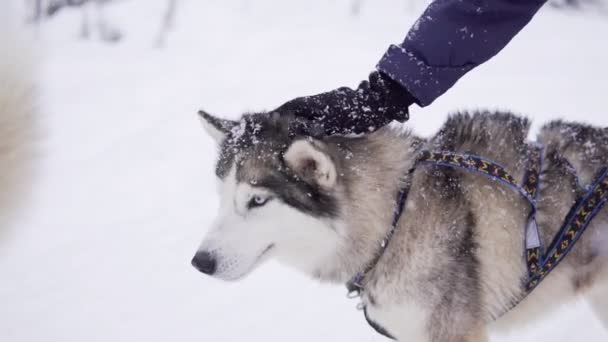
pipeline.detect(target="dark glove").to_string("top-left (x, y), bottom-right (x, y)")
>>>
top-left (273, 71), bottom-right (416, 135)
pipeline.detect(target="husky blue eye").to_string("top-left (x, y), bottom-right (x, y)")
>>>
top-left (248, 195), bottom-right (270, 209)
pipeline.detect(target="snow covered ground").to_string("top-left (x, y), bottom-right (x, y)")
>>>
top-left (1, 0), bottom-right (607, 341)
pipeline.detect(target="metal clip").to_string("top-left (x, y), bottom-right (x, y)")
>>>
top-left (347, 289), bottom-right (360, 299)
top-left (525, 218), bottom-right (541, 249)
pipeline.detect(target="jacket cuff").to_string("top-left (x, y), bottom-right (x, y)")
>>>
top-left (377, 44), bottom-right (472, 107)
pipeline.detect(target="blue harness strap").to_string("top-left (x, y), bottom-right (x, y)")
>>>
top-left (521, 146), bottom-right (543, 277)
top-left (526, 167), bottom-right (608, 292)
top-left (349, 147), bottom-right (606, 338)
top-left (416, 150), bottom-right (536, 203)
top-left (417, 148), bottom-right (608, 294)
top-left (417, 148), bottom-right (544, 278)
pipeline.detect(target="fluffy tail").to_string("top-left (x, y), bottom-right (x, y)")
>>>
top-left (0, 6), bottom-right (37, 227)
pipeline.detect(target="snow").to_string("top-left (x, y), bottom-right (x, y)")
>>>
top-left (1, 0), bottom-right (607, 341)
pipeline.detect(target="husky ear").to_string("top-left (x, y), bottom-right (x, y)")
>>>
top-left (198, 110), bottom-right (239, 144)
top-left (284, 139), bottom-right (337, 189)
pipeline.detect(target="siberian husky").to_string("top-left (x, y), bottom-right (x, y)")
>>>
top-left (192, 110), bottom-right (608, 341)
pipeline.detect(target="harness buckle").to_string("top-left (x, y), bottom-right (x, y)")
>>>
top-left (346, 275), bottom-right (364, 299)
top-left (525, 218), bottom-right (541, 249)
top-left (346, 289), bottom-right (361, 299)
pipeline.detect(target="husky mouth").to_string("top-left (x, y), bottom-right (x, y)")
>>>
top-left (255, 244), bottom-right (275, 266)
top-left (226, 244), bottom-right (274, 281)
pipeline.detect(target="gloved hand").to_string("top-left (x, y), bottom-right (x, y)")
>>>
top-left (273, 71), bottom-right (416, 135)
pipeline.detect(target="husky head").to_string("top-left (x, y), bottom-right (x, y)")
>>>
top-left (192, 110), bottom-right (349, 281)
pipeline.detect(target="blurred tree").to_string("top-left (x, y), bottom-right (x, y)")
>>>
top-left (46, 0), bottom-right (87, 17)
top-left (348, 0), bottom-right (606, 17)
top-left (28, 0), bottom-right (123, 43)
top-left (551, 0), bottom-right (597, 7)
top-left (351, 0), bottom-right (362, 16)
top-left (156, 0), bottom-right (179, 48)
top-left (32, 0), bottom-right (43, 23)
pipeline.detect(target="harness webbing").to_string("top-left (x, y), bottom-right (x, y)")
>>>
top-left (522, 146), bottom-right (543, 277)
top-left (526, 167), bottom-right (608, 292)
top-left (416, 150), bottom-right (536, 203)
top-left (417, 148), bottom-right (544, 278)
top-left (416, 149), bottom-right (608, 293)
top-left (348, 147), bottom-right (607, 339)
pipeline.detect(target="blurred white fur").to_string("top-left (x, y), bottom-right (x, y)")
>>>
top-left (0, 2), bottom-right (38, 228)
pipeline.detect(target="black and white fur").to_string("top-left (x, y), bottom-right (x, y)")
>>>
top-left (193, 110), bottom-right (608, 341)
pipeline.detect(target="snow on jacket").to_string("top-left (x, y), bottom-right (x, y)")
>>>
top-left (377, 0), bottom-right (547, 106)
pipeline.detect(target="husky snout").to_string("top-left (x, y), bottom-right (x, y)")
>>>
top-left (193, 111), bottom-right (347, 281)
top-left (191, 251), bottom-right (217, 275)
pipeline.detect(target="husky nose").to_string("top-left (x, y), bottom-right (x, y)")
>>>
top-left (191, 251), bottom-right (217, 275)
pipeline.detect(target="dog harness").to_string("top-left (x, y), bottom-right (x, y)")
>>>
top-left (347, 146), bottom-right (608, 339)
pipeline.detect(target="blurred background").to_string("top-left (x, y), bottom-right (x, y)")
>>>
top-left (0, 0), bottom-right (607, 341)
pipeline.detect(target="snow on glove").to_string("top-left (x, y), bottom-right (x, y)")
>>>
top-left (273, 71), bottom-right (416, 135)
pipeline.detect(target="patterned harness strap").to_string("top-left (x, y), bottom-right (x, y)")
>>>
top-left (350, 147), bottom-right (607, 339)
top-left (526, 167), bottom-right (608, 292)
top-left (416, 150), bottom-right (534, 201)
top-left (417, 148), bottom-right (608, 295)
top-left (416, 147), bottom-right (542, 284)
top-left (522, 146), bottom-right (543, 277)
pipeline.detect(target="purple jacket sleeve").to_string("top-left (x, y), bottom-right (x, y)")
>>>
top-left (377, 0), bottom-right (546, 106)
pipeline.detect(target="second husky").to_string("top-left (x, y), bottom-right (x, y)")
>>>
top-left (193, 110), bottom-right (608, 341)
